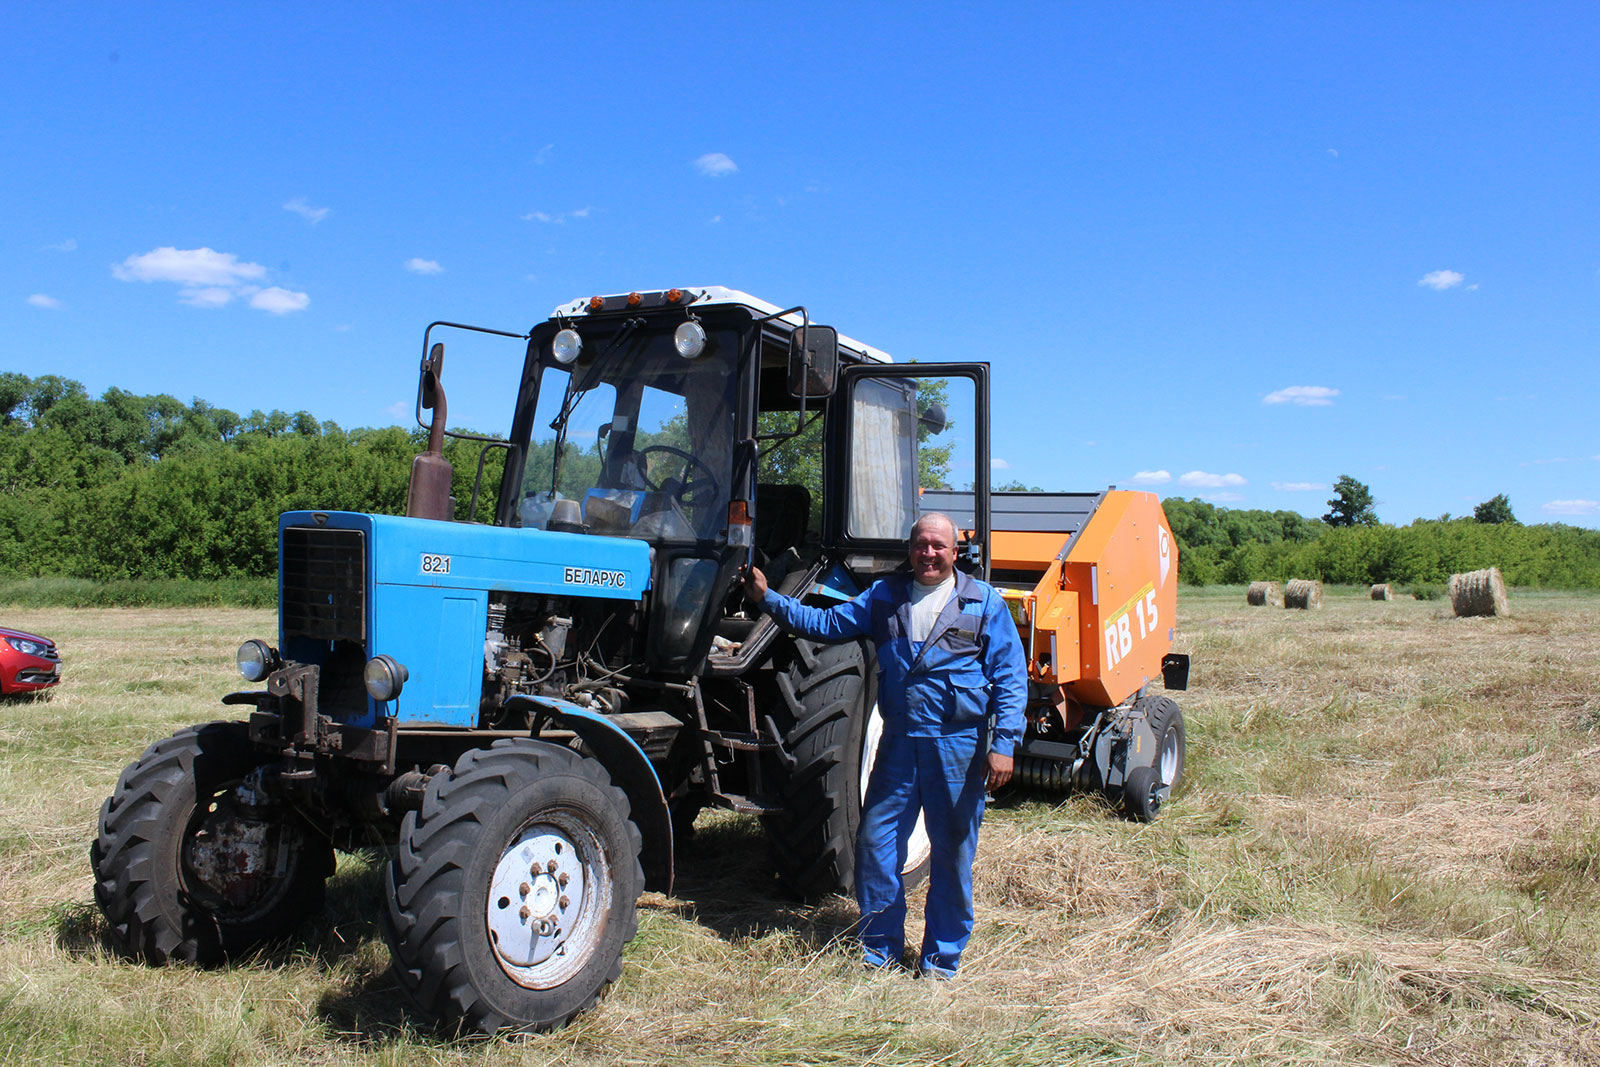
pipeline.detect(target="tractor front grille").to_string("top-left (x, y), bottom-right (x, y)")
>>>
top-left (281, 526), bottom-right (366, 644)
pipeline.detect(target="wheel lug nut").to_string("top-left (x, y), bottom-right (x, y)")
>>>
top-left (519, 905), bottom-right (531, 921)
top-left (547, 859), bottom-right (559, 873)
top-left (559, 895), bottom-right (570, 909)
top-left (557, 872), bottom-right (569, 888)
top-left (519, 882), bottom-right (531, 897)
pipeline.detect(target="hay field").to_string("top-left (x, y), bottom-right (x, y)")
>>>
top-left (1, 591), bottom-right (1597, 1066)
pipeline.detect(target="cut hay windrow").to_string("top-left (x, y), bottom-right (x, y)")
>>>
top-left (1370, 583), bottom-right (1393, 601)
top-left (1246, 581), bottom-right (1282, 607)
top-left (1450, 567), bottom-right (1510, 617)
top-left (1284, 578), bottom-right (1323, 610)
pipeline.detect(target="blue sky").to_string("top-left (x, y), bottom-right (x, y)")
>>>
top-left (6, 2), bottom-right (1597, 526)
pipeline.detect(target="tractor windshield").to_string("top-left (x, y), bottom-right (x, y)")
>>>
top-left (516, 325), bottom-right (738, 543)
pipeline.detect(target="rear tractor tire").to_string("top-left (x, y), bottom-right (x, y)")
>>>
top-left (91, 721), bottom-right (335, 965)
top-left (762, 638), bottom-right (931, 899)
top-left (384, 739), bottom-right (643, 1035)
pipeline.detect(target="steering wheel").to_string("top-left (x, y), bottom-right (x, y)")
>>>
top-left (635, 445), bottom-right (718, 508)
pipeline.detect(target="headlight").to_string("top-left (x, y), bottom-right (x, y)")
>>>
top-left (3, 636), bottom-right (49, 657)
top-left (552, 328), bottom-right (583, 364)
top-left (674, 320), bottom-right (707, 359)
top-left (236, 639), bottom-right (277, 682)
top-left (364, 654), bottom-right (409, 702)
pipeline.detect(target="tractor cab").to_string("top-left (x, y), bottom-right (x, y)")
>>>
top-left (496, 288), bottom-right (989, 675)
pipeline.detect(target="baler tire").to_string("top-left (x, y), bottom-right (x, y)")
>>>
top-left (1138, 694), bottom-right (1186, 797)
top-left (1124, 765), bottom-right (1163, 822)
top-left (91, 721), bottom-right (334, 965)
top-left (762, 638), bottom-right (930, 900)
top-left (384, 738), bottom-right (642, 1035)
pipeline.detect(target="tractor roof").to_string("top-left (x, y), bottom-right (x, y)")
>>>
top-left (550, 286), bottom-right (893, 364)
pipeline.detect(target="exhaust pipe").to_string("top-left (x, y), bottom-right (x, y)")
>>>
top-left (406, 342), bottom-right (454, 520)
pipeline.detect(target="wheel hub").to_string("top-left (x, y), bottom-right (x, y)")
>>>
top-left (183, 785), bottom-right (294, 911)
top-left (487, 826), bottom-right (587, 971)
top-left (1158, 729), bottom-right (1180, 793)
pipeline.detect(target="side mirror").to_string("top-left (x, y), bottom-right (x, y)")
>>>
top-left (421, 343), bottom-right (444, 410)
top-left (788, 325), bottom-right (838, 399)
top-left (918, 402), bottom-right (948, 435)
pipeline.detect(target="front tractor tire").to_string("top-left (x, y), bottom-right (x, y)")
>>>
top-left (91, 721), bottom-right (335, 965)
top-left (384, 739), bottom-right (643, 1035)
top-left (763, 638), bottom-right (931, 899)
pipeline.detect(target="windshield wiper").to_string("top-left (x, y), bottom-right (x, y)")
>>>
top-left (546, 317), bottom-right (645, 495)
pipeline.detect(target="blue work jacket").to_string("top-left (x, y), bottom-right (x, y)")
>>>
top-left (761, 569), bottom-right (1028, 756)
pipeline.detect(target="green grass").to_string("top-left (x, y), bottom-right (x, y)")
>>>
top-left (2, 591), bottom-right (1598, 1064)
top-left (0, 577), bottom-right (276, 609)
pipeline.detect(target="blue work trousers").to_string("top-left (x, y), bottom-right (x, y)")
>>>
top-left (856, 730), bottom-right (989, 976)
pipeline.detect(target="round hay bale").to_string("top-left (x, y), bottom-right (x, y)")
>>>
top-left (1245, 581), bottom-right (1282, 607)
top-left (1284, 578), bottom-right (1323, 610)
top-left (1370, 583), bottom-right (1393, 601)
top-left (1449, 567), bottom-right (1509, 617)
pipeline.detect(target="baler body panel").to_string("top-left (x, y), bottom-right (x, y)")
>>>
top-left (1057, 491), bottom-right (1177, 706)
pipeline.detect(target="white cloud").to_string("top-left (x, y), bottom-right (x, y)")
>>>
top-left (113, 246), bottom-right (267, 287)
top-left (179, 287), bottom-right (235, 308)
top-left (694, 152), bottom-right (738, 177)
top-left (522, 207), bottom-right (592, 224)
top-left (1201, 491), bottom-right (1244, 502)
top-left (1542, 499), bottom-right (1600, 516)
top-left (1418, 269), bottom-right (1465, 290)
top-left (1327, 148), bottom-right (1339, 158)
top-left (113, 246), bottom-right (302, 313)
top-left (1179, 471), bottom-right (1247, 489)
top-left (405, 258), bottom-right (443, 274)
top-left (1272, 481), bottom-right (1324, 492)
top-left (284, 197), bottom-right (330, 224)
top-left (991, 458), bottom-right (1010, 470)
top-left (1130, 470), bottom-right (1171, 485)
top-left (27, 293), bottom-right (62, 309)
top-left (249, 287), bottom-right (310, 314)
top-left (44, 238), bottom-right (77, 252)
top-left (386, 400), bottom-right (414, 422)
top-left (535, 143), bottom-right (555, 165)
top-left (1263, 385), bottom-right (1339, 406)
top-left (709, 215), bottom-right (723, 224)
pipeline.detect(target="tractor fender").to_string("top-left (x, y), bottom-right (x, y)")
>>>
top-left (504, 695), bottom-right (673, 895)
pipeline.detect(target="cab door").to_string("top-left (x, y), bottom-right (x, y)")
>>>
top-left (824, 363), bottom-right (991, 578)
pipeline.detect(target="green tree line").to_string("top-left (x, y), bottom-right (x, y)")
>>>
top-left (1, 374), bottom-right (501, 580)
top-left (1162, 496), bottom-right (1600, 588)
top-left (2, 374), bottom-right (1595, 587)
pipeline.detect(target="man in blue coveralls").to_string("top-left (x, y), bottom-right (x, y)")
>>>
top-left (741, 512), bottom-right (1028, 977)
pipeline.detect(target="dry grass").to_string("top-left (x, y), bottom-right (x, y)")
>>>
top-left (2, 593), bottom-right (1598, 1065)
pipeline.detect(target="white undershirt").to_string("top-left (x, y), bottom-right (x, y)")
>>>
top-left (908, 574), bottom-right (956, 643)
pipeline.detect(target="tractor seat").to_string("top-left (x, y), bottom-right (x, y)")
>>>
top-left (754, 484), bottom-right (810, 560)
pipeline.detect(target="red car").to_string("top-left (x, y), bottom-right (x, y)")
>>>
top-left (1, 626), bottom-right (61, 694)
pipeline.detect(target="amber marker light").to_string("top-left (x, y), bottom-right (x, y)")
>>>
top-left (728, 500), bottom-right (753, 548)
top-left (627, 292), bottom-right (642, 307)
top-left (588, 296), bottom-right (604, 311)
top-left (665, 288), bottom-right (684, 303)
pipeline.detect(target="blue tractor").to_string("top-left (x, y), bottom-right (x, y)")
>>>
top-left (91, 288), bottom-right (994, 1033)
